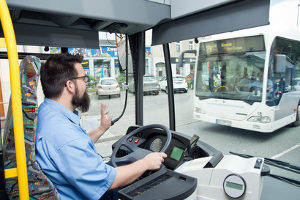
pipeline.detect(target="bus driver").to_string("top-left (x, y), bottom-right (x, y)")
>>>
top-left (35, 54), bottom-right (167, 200)
top-left (251, 73), bottom-right (273, 96)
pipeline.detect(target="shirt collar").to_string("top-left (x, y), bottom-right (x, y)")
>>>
top-left (44, 98), bottom-right (80, 125)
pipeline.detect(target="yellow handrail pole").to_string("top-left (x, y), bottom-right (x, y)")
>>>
top-left (0, 0), bottom-right (29, 199)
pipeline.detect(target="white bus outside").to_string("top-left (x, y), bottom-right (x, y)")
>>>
top-left (193, 0), bottom-right (300, 132)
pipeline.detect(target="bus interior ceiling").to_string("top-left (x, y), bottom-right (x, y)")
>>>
top-left (1, 0), bottom-right (270, 48)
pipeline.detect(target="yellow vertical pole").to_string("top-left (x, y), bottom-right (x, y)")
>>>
top-left (0, 0), bottom-right (29, 199)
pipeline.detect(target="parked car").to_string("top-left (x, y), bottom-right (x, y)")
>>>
top-left (96, 77), bottom-right (120, 99)
top-left (129, 75), bottom-right (160, 95)
top-left (160, 75), bottom-right (188, 93)
top-left (294, 78), bottom-right (300, 91)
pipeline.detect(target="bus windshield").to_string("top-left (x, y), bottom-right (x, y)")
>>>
top-left (195, 35), bottom-right (266, 104)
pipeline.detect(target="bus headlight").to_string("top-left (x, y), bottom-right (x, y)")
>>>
top-left (247, 116), bottom-right (271, 123)
top-left (261, 116), bottom-right (271, 123)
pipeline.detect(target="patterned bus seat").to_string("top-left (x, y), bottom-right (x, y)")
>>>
top-left (3, 56), bottom-right (59, 199)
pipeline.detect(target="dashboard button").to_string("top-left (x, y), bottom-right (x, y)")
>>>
top-left (254, 158), bottom-right (263, 169)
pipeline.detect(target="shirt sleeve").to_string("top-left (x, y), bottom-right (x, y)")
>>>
top-left (50, 137), bottom-right (117, 200)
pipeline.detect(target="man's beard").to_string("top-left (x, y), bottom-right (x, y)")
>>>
top-left (71, 85), bottom-right (90, 112)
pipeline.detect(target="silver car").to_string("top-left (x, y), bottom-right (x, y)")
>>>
top-left (129, 75), bottom-right (160, 95)
top-left (96, 77), bottom-right (120, 99)
top-left (160, 75), bottom-right (188, 93)
top-left (294, 78), bottom-right (300, 91)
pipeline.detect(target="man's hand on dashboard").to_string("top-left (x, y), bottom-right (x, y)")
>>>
top-left (142, 152), bottom-right (167, 170)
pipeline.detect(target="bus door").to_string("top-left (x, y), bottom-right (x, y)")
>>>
top-left (272, 55), bottom-right (299, 121)
top-left (269, 37), bottom-right (300, 123)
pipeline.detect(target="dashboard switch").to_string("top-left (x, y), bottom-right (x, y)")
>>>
top-left (135, 139), bottom-right (140, 144)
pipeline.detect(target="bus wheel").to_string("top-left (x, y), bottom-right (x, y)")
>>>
top-left (292, 103), bottom-right (300, 127)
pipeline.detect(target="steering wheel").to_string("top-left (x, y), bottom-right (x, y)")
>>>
top-left (215, 85), bottom-right (228, 92)
top-left (111, 124), bottom-right (172, 167)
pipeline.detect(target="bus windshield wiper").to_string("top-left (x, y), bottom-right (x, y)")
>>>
top-left (268, 174), bottom-right (300, 187)
top-left (229, 151), bottom-right (300, 174)
top-left (212, 95), bottom-right (230, 99)
top-left (229, 151), bottom-right (300, 187)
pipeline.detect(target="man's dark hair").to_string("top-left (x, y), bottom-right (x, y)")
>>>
top-left (40, 53), bottom-right (83, 98)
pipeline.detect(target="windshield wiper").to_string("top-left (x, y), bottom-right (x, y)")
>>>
top-left (268, 174), bottom-right (300, 187)
top-left (229, 151), bottom-right (300, 187)
top-left (229, 151), bottom-right (300, 174)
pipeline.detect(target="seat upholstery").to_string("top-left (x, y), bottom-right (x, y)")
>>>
top-left (3, 56), bottom-right (59, 199)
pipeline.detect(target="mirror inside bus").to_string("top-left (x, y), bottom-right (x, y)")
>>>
top-left (274, 54), bottom-right (287, 73)
top-left (115, 34), bottom-right (133, 74)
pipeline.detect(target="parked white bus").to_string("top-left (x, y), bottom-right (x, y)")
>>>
top-left (193, 1), bottom-right (300, 132)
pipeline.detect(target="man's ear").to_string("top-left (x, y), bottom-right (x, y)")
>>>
top-left (65, 80), bottom-right (76, 94)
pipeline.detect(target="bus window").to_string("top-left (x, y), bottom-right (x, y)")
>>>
top-left (169, 38), bottom-right (197, 130)
top-left (144, 36), bottom-right (169, 127)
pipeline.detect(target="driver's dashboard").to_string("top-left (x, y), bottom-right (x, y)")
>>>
top-left (112, 125), bottom-right (221, 200)
top-left (114, 126), bottom-right (190, 170)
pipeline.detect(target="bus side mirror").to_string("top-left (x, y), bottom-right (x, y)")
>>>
top-left (274, 54), bottom-right (287, 73)
top-left (116, 35), bottom-right (134, 74)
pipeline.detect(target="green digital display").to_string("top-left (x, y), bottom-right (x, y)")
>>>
top-left (201, 35), bottom-right (265, 55)
top-left (226, 181), bottom-right (243, 190)
top-left (170, 146), bottom-right (184, 161)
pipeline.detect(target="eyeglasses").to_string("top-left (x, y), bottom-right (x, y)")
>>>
top-left (70, 75), bottom-right (89, 83)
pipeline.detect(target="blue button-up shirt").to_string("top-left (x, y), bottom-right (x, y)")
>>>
top-left (36, 98), bottom-right (116, 200)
